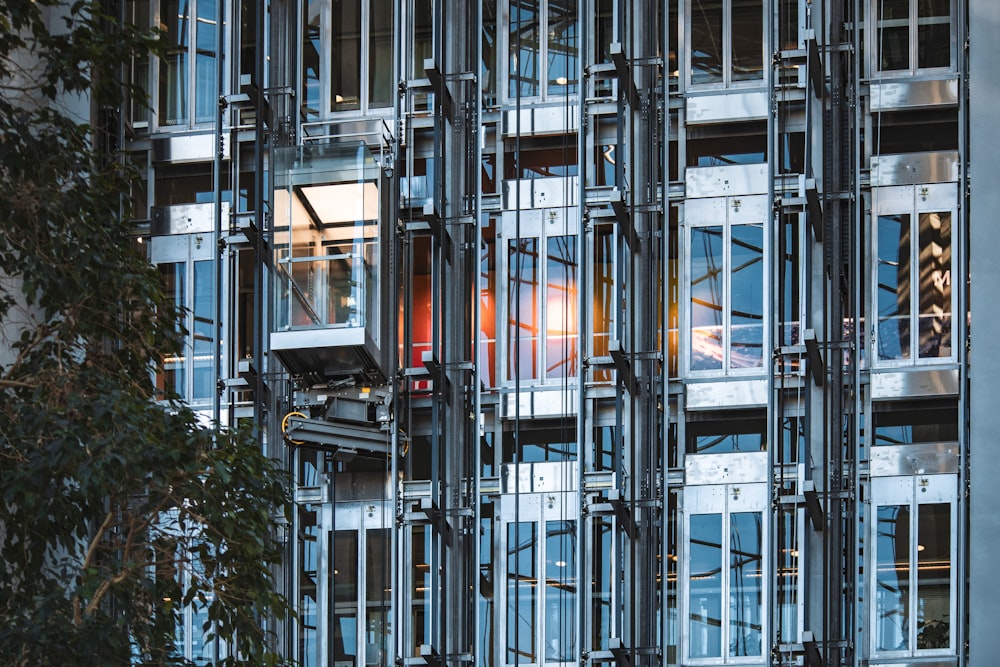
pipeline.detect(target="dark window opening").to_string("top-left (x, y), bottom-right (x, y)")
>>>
top-left (686, 410), bottom-right (767, 455)
top-left (687, 123), bottom-right (767, 168)
top-left (872, 109), bottom-right (959, 154)
top-left (502, 418), bottom-right (577, 463)
top-left (872, 400), bottom-right (958, 446)
top-left (504, 136), bottom-right (578, 180)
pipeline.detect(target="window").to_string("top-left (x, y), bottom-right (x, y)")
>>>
top-left (301, 0), bottom-right (394, 119)
top-left (502, 420), bottom-right (576, 463)
top-left (685, 196), bottom-right (766, 374)
top-left (687, 411), bottom-right (767, 455)
top-left (507, 0), bottom-right (579, 99)
top-left (872, 0), bottom-right (953, 75)
top-left (872, 184), bottom-right (955, 365)
top-left (870, 475), bottom-right (956, 658)
top-left (158, 0), bottom-right (220, 126)
top-left (498, 493), bottom-right (578, 665)
top-left (687, 0), bottom-right (764, 88)
top-left (152, 234), bottom-right (217, 406)
top-left (872, 401), bottom-right (958, 446)
top-left (684, 483), bottom-right (767, 662)
top-left (501, 209), bottom-right (579, 384)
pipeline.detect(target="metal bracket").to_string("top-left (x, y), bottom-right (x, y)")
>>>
top-left (802, 480), bottom-right (825, 531)
top-left (610, 188), bottom-right (640, 251)
top-left (608, 638), bottom-right (633, 667)
top-left (590, 489), bottom-right (637, 539)
top-left (803, 328), bottom-right (824, 386)
top-left (801, 631), bottom-right (823, 667)
top-left (424, 58), bottom-right (455, 122)
top-left (609, 43), bottom-right (641, 109)
top-left (422, 202), bottom-right (453, 261)
top-left (609, 340), bottom-right (641, 396)
top-left (421, 350), bottom-right (452, 401)
top-left (413, 497), bottom-right (454, 546)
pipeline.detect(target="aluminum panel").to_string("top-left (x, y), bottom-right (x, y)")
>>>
top-left (502, 177), bottom-right (580, 209)
top-left (870, 369), bottom-right (959, 399)
top-left (685, 91), bottom-right (768, 124)
top-left (685, 379), bottom-right (768, 409)
top-left (870, 151), bottom-right (959, 186)
top-left (503, 106), bottom-right (580, 136)
top-left (869, 78), bottom-right (959, 112)
top-left (151, 202), bottom-right (229, 236)
top-left (685, 451), bottom-right (769, 485)
top-left (500, 461), bottom-right (579, 494)
top-left (869, 442), bottom-right (960, 477)
top-left (151, 133), bottom-right (230, 163)
top-left (685, 163), bottom-right (769, 198)
top-left (503, 388), bottom-right (579, 419)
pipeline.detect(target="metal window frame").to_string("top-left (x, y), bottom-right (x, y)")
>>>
top-left (684, 0), bottom-right (769, 91)
top-left (501, 0), bottom-right (581, 103)
top-left (869, 0), bottom-right (957, 78)
top-left (681, 482), bottom-right (769, 665)
top-left (868, 474), bottom-right (958, 660)
top-left (682, 195), bottom-right (770, 378)
top-left (871, 183), bottom-right (958, 368)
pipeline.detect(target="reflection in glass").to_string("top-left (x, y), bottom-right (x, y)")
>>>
top-left (877, 214), bottom-right (911, 360)
top-left (689, 514), bottom-right (722, 658)
top-left (333, 530), bottom-right (359, 664)
top-left (369, 0), bottom-right (393, 107)
top-left (298, 505), bottom-right (318, 667)
top-left (593, 227), bottom-right (614, 382)
top-left (690, 226), bottom-right (723, 371)
top-left (507, 523), bottom-right (536, 664)
top-left (480, 508), bottom-right (495, 667)
top-left (776, 508), bottom-right (799, 643)
top-left (731, 0), bottom-right (763, 81)
top-left (592, 517), bottom-right (612, 651)
top-left (192, 260), bottom-right (214, 401)
top-left (729, 512), bottom-right (762, 656)
top-left (918, 212), bottom-right (951, 358)
top-left (917, 503), bottom-right (950, 649)
top-left (159, 263), bottom-right (185, 398)
top-left (876, 505), bottom-right (910, 652)
top-left (159, 0), bottom-right (189, 125)
top-left (547, 0), bottom-right (578, 94)
top-left (509, 0), bottom-right (540, 97)
top-left (331, 0), bottom-right (361, 111)
top-left (544, 521), bottom-right (576, 661)
top-left (917, 0), bottom-right (950, 69)
top-left (194, 0), bottom-right (218, 124)
top-left (730, 224), bottom-right (764, 369)
top-left (545, 236), bottom-right (577, 379)
top-left (366, 529), bottom-right (391, 667)
top-left (690, 0), bottom-right (723, 84)
top-left (508, 239), bottom-right (538, 381)
top-left (482, 0), bottom-right (497, 102)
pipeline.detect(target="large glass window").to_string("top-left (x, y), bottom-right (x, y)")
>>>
top-left (502, 209), bottom-right (579, 385)
top-left (686, 197), bottom-right (766, 375)
top-left (507, 0), bottom-right (578, 99)
top-left (684, 484), bottom-right (766, 663)
top-left (688, 0), bottom-right (764, 87)
top-left (872, 184), bottom-right (954, 365)
top-left (157, 0), bottom-right (219, 126)
top-left (300, 0), bottom-right (395, 119)
top-left (871, 475), bottom-right (956, 658)
top-left (873, 0), bottom-right (953, 75)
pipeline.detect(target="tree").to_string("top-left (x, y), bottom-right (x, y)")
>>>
top-left (0, 0), bottom-right (290, 664)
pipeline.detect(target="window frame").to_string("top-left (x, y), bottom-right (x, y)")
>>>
top-left (683, 195), bottom-right (769, 377)
top-left (684, 0), bottom-right (768, 91)
top-left (868, 0), bottom-right (956, 78)
top-left (870, 183), bottom-right (957, 367)
top-left (868, 474), bottom-right (957, 660)
top-left (502, 0), bottom-right (580, 102)
top-left (499, 207), bottom-right (581, 387)
top-left (681, 483), bottom-right (769, 664)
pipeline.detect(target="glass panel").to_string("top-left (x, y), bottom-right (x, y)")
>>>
top-left (334, 530), bottom-right (360, 665)
top-left (547, 0), bottom-right (578, 94)
top-left (507, 522), bottom-right (537, 664)
top-left (780, 215), bottom-right (801, 348)
top-left (917, 503), bottom-right (950, 649)
top-left (877, 214), bottom-right (911, 361)
top-left (159, 0), bottom-right (189, 125)
top-left (877, 0), bottom-right (910, 71)
top-left (413, 0), bottom-right (434, 79)
top-left (917, 0), bottom-right (950, 69)
top-left (873, 407), bottom-right (958, 446)
top-left (480, 505), bottom-right (495, 667)
top-left (369, 0), bottom-right (394, 107)
top-left (298, 505), bottom-right (319, 667)
top-left (729, 512), bottom-right (763, 656)
top-left (731, 0), bottom-right (763, 81)
top-left (332, 0), bottom-right (362, 111)
top-left (876, 505), bottom-right (910, 652)
top-left (482, 0), bottom-right (498, 103)
top-left (918, 212), bottom-right (951, 358)
top-left (545, 235), bottom-right (577, 379)
top-left (690, 226), bottom-right (724, 371)
top-left (508, 238), bottom-right (539, 381)
top-left (776, 508), bottom-right (799, 643)
top-left (481, 220), bottom-right (497, 387)
top-left (690, 0), bottom-right (723, 84)
top-left (302, 0), bottom-right (320, 118)
top-left (192, 260), bottom-right (214, 402)
top-left (592, 517), bottom-right (612, 650)
top-left (730, 224), bottom-right (764, 369)
top-left (544, 520), bottom-right (576, 661)
top-left (509, 0), bottom-right (540, 97)
top-left (194, 0), bottom-right (218, 124)
top-left (593, 227), bottom-right (613, 383)
top-left (158, 263), bottom-right (185, 398)
top-left (689, 513), bottom-right (722, 658)
top-left (367, 529), bottom-right (391, 666)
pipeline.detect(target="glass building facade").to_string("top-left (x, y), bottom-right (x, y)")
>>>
top-left (123, 0), bottom-right (998, 664)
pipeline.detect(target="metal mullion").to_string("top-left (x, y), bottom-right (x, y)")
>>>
top-left (319, 0), bottom-right (331, 117)
top-left (909, 479), bottom-right (919, 654)
top-left (724, 212), bottom-right (733, 373)
top-left (361, 0), bottom-right (370, 112)
top-left (721, 494), bottom-right (732, 662)
top-left (540, 0), bottom-right (548, 100)
top-left (723, 0), bottom-right (733, 88)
